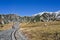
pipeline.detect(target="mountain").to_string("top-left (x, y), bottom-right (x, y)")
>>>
top-left (33, 10), bottom-right (60, 22)
top-left (0, 10), bottom-right (60, 25)
top-left (0, 14), bottom-right (32, 24)
top-left (33, 10), bottom-right (60, 17)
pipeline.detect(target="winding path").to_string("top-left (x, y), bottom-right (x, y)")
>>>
top-left (0, 22), bottom-right (28, 40)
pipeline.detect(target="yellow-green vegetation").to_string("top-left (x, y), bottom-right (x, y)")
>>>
top-left (20, 21), bottom-right (60, 40)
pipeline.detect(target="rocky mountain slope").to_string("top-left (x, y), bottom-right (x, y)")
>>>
top-left (33, 10), bottom-right (60, 22)
top-left (0, 14), bottom-right (31, 24)
top-left (0, 10), bottom-right (60, 24)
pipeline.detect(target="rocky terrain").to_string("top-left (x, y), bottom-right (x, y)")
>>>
top-left (0, 22), bottom-right (28, 40)
top-left (0, 11), bottom-right (60, 24)
top-left (0, 10), bottom-right (60, 24)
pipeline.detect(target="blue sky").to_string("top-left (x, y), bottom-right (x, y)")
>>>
top-left (0, 0), bottom-right (60, 16)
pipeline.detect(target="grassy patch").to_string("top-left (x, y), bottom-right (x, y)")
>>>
top-left (0, 22), bottom-right (13, 30)
top-left (20, 21), bottom-right (60, 40)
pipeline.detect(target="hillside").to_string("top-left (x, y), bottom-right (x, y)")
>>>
top-left (0, 11), bottom-right (60, 25)
top-left (0, 11), bottom-right (60, 40)
top-left (20, 21), bottom-right (60, 40)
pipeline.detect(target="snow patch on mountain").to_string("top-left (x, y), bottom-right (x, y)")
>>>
top-left (33, 11), bottom-right (53, 16)
top-left (33, 10), bottom-right (60, 16)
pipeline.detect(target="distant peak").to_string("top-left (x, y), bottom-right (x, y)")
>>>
top-left (33, 10), bottom-right (60, 16)
top-left (55, 10), bottom-right (60, 13)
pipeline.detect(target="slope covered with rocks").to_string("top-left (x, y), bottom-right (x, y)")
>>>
top-left (0, 10), bottom-right (60, 24)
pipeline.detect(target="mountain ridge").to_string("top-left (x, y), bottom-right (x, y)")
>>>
top-left (0, 10), bottom-right (60, 24)
top-left (33, 10), bottom-right (60, 16)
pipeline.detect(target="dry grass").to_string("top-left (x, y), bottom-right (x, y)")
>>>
top-left (0, 22), bottom-right (13, 30)
top-left (0, 21), bottom-right (60, 40)
top-left (20, 21), bottom-right (60, 28)
top-left (20, 21), bottom-right (60, 40)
